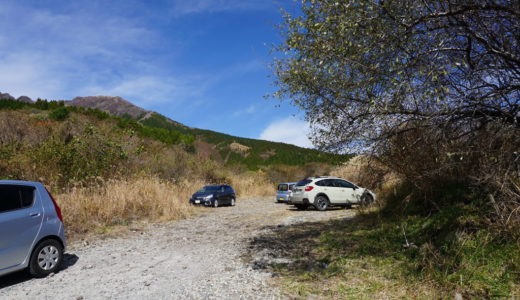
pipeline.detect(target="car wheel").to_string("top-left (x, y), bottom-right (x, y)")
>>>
top-left (230, 198), bottom-right (236, 206)
top-left (361, 194), bottom-right (374, 206)
top-left (295, 204), bottom-right (308, 210)
top-left (213, 199), bottom-right (219, 208)
top-left (345, 204), bottom-right (352, 209)
top-left (29, 239), bottom-right (63, 278)
top-left (314, 195), bottom-right (329, 211)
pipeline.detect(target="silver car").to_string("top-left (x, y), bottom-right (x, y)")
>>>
top-left (0, 180), bottom-right (66, 277)
top-left (276, 182), bottom-right (296, 203)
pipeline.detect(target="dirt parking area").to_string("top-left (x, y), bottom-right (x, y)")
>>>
top-left (0, 197), bottom-right (355, 299)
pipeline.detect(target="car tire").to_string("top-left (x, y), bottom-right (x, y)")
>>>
top-left (213, 199), bottom-right (219, 208)
top-left (361, 193), bottom-right (374, 207)
top-left (29, 239), bottom-right (63, 278)
top-left (295, 204), bottom-right (308, 210)
top-left (345, 204), bottom-right (352, 209)
top-left (230, 198), bottom-right (236, 206)
top-left (314, 195), bottom-right (329, 211)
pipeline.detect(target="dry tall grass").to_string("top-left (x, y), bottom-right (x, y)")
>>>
top-left (228, 171), bottom-right (274, 198)
top-left (56, 176), bottom-right (205, 237)
top-left (55, 172), bottom-right (274, 238)
top-left (331, 155), bottom-right (400, 190)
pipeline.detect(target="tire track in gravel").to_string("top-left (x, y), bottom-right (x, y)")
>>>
top-left (0, 197), bottom-right (355, 300)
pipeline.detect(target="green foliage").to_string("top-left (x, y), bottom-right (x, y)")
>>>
top-left (48, 107), bottom-right (70, 121)
top-left (190, 128), bottom-right (351, 170)
top-left (0, 99), bottom-right (194, 149)
top-left (0, 99), bottom-right (28, 110)
top-left (68, 106), bottom-right (110, 119)
top-left (118, 117), bottom-right (195, 151)
top-left (274, 0), bottom-right (520, 151)
top-left (31, 124), bottom-right (128, 185)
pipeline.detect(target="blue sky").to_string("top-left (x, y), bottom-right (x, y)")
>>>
top-left (0, 0), bottom-right (313, 147)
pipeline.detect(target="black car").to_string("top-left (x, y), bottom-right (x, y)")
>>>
top-left (189, 185), bottom-right (236, 208)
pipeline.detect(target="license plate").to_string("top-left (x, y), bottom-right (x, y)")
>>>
top-left (279, 197), bottom-right (284, 201)
top-left (195, 200), bottom-right (200, 204)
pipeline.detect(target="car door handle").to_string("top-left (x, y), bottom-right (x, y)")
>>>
top-left (29, 212), bottom-right (41, 217)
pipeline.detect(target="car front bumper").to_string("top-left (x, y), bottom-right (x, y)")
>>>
top-left (189, 198), bottom-right (213, 206)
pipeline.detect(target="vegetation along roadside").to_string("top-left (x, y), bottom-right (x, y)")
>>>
top-left (267, 0), bottom-right (520, 298)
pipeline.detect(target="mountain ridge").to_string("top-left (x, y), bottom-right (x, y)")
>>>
top-left (1, 92), bottom-right (351, 169)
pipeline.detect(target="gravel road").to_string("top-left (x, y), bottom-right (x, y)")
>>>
top-left (0, 197), bottom-right (355, 299)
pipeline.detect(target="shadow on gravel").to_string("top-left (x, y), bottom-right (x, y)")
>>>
top-left (0, 253), bottom-right (79, 289)
top-left (285, 206), bottom-right (346, 211)
top-left (247, 213), bottom-right (379, 274)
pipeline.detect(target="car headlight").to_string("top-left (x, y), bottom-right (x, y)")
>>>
top-left (203, 195), bottom-right (213, 200)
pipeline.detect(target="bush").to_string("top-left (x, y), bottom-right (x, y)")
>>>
top-left (49, 107), bottom-right (70, 121)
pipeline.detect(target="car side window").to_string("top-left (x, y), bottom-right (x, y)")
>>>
top-left (315, 180), bottom-right (325, 187)
top-left (0, 185), bottom-right (35, 213)
top-left (226, 186), bottom-right (233, 193)
top-left (337, 180), bottom-right (356, 189)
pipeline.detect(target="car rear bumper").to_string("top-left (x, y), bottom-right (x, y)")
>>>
top-left (276, 196), bottom-right (289, 203)
top-left (290, 195), bottom-right (310, 205)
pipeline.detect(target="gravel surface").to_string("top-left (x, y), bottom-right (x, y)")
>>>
top-left (0, 197), bottom-right (355, 299)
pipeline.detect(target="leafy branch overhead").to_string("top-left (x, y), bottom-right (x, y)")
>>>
top-left (274, 0), bottom-right (520, 151)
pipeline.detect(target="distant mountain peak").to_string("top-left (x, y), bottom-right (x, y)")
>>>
top-left (68, 95), bottom-right (148, 119)
top-left (0, 92), bottom-right (15, 100)
top-left (0, 92), bottom-right (33, 103)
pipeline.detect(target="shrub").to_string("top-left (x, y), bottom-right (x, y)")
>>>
top-left (49, 107), bottom-right (70, 121)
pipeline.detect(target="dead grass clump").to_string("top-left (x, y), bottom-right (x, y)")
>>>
top-left (228, 171), bottom-right (273, 198)
top-left (229, 142), bottom-right (251, 157)
top-left (331, 155), bottom-right (400, 193)
top-left (56, 176), bottom-right (204, 236)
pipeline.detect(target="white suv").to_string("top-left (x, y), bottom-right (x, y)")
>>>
top-left (290, 176), bottom-right (376, 211)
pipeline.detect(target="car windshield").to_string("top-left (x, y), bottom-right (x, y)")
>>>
top-left (277, 184), bottom-right (289, 191)
top-left (296, 179), bottom-right (312, 186)
top-left (197, 186), bottom-right (220, 193)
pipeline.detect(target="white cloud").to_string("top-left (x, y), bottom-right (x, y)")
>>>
top-left (170, 0), bottom-right (269, 15)
top-left (259, 117), bottom-right (314, 148)
top-left (0, 1), bottom-right (197, 107)
top-left (232, 104), bottom-right (257, 116)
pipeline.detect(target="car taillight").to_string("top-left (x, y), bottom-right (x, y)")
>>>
top-left (305, 186), bottom-right (314, 192)
top-left (45, 187), bottom-right (63, 222)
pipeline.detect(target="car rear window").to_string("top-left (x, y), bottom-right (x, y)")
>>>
top-left (0, 185), bottom-right (35, 213)
top-left (277, 184), bottom-right (289, 191)
top-left (296, 179), bottom-right (312, 186)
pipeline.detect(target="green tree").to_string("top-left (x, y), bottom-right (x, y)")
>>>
top-left (274, 0), bottom-right (520, 151)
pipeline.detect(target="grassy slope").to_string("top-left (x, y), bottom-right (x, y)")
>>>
top-left (140, 112), bottom-right (352, 169)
